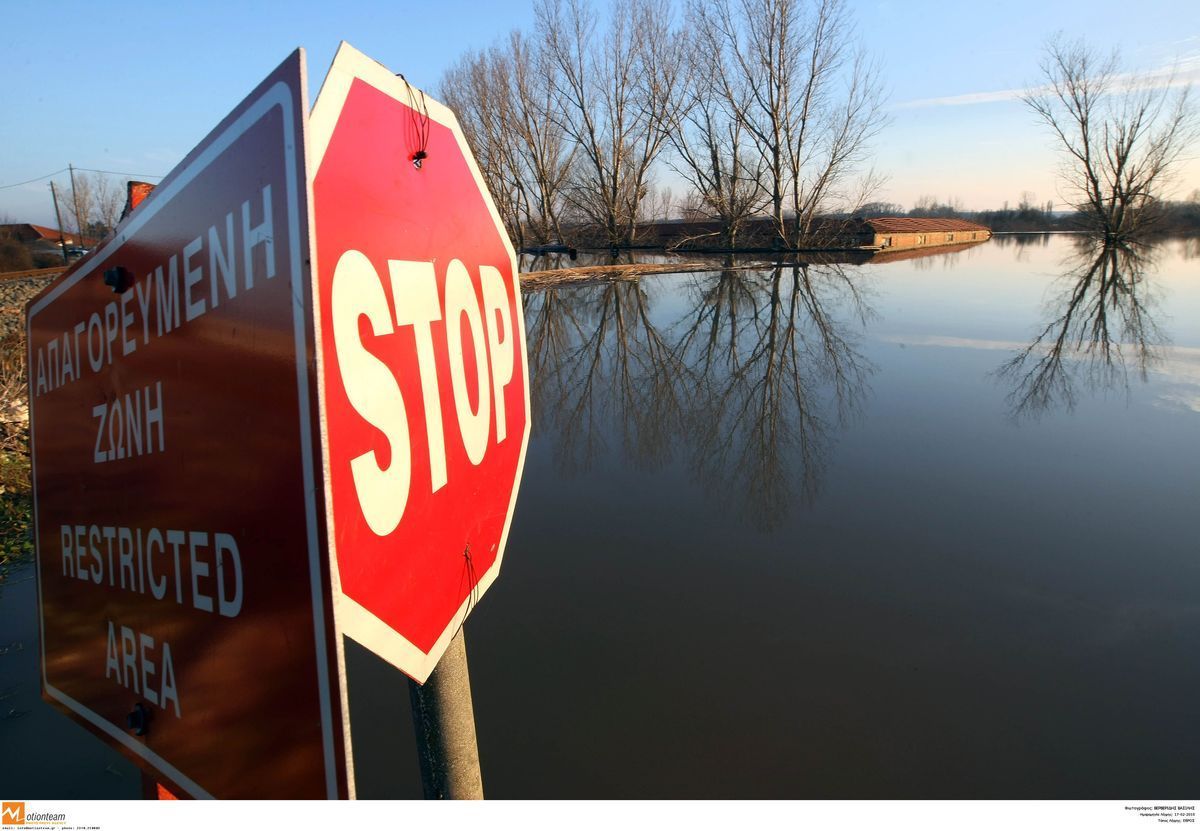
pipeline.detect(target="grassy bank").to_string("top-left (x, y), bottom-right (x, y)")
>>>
top-left (0, 461), bottom-right (32, 576)
top-left (0, 324), bottom-right (32, 578)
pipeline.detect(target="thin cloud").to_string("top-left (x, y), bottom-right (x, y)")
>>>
top-left (891, 87), bottom-right (1028, 111)
top-left (892, 54), bottom-right (1200, 111)
top-left (879, 335), bottom-right (1200, 386)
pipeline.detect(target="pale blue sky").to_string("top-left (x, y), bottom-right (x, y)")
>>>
top-left (1, 0), bottom-right (1197, 225)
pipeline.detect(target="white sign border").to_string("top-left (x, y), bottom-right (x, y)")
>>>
top-left (307, 41), bottom-right (532, 692)
top-left (25, 53), bottom-right (342, 801)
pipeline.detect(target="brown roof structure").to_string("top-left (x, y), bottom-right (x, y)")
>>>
top-left (27, 223), bottom-right (65, 240)
top-left (0, 223), bottom-right (69, 243)
top-left (862, 216), bottom-right (990, 233)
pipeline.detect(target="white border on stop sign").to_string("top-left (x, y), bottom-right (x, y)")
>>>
top-left (307, 42), bottom-right (532, 710)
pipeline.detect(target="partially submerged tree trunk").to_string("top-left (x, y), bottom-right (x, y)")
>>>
top-left (442, 32), bottom-right (576, 249)
top-left (681, 0), bottom-right (885, 249)
top-left (1022, 36), bottom-right (1199, 241)
top-left (537, 0), bottom-right (683, 247)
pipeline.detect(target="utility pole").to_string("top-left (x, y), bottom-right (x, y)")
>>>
top-left (68, 164), bottom-right (85, 249)
top-left (49, 182), bottom-right (69, 264)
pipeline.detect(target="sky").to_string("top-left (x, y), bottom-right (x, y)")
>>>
top-left (1, 0), bottom-right (1198, 226)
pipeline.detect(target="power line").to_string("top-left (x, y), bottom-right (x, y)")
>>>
top-left (0, 168), bottom-right (68, 190)
top-left (74, 167), bottom-right (165, 180)
top-left (0, 165), bottom-right (166, 190)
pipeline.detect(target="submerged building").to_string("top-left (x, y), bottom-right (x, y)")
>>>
top-left (849, 216), bottom-right (992, 250)
top-left (637, 215), bottom-right (992, 252)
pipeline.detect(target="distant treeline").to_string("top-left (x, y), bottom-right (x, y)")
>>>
top-left (441, 0), bottom-right (1197, 251)
top-left (852, 193), bottom-right (1200, 236)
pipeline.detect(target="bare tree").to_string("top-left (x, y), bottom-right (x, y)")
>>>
top-left (909, 194), bottom-right (963, 217)
top-left (636, 184), bottom-right (674, 224)
top-left (537, 0), bottom-right (684, 246)
top-left (523, 252), bottom-right (875, 529)
top-left (853, 200), bottom-right (903, 217)
top-left (996, 239), bottom-right (1165, 418)
top-left (525, 279), bottom-right (689, 472)
top-left (1023, 35), bottom-right (1200, 240)
top-left (58, 171), bottom-right (124, 242)
top-left (665, 11), bottom-right (769, 247)
top-left (442, 32), bottom-right (576, 249)
top-left (693, 0), bottom-right (885, 248)
top-left (676, 260), bottom-right (873, 527)
top-left (90, 174), bottom-right (123, 231)
top-left (61, 173), bottom-right (94, 244)
top-left (507, 30), bottom-right (577, 244)
top-left (442, 47), bottom-right (529, 246)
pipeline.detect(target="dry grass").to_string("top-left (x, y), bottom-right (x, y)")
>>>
top-left (0, 330), bottom-right (31, 570)
top-left (0, 330), bottom-right (28, 466)
top-left (520, 261), bottom-right (719, 290)
top-left (0, 266), bottom-right (67, 283)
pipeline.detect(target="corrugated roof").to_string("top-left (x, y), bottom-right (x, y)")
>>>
top-left (865, 217), bottom-right (990, 233)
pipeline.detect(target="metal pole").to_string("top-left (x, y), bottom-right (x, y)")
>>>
top-left (68, 164), bottom-right (85, 248)
top-left (407, 629), bottom-right (484, 799)
top-left (48, 182), bottom-right (69, 264)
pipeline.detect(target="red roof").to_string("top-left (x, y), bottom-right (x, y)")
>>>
top-left (29, 223), bottom-right (68, 240)
top-left (864, 217), bottom-right (990, 233)
top-left (4, 223), bottom-right (67, 240)
top-left (0, 223), bottom-right (103, 247)
top-left (0, 223), bottom-right (73, 244)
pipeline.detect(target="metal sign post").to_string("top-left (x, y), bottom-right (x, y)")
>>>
top-left (407, 630), bottom-right (484, 799)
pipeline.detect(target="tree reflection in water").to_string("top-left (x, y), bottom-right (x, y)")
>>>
top-left (998, 239), bottom-right (1166, 418)
top-left (526, 280), bottom-right (690, 474)
top-left (1179, 237), bottom-right (1200, 261)
top-left (524, 258), bottom-right (874, 529)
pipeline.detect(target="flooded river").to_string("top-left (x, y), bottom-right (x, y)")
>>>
top-left (468, 234), bottom-right (1200, 799)
top-left (4, 234), bottom-right (1199, 798)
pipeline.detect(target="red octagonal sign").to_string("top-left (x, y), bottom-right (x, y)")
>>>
top-left (310, 44), bottom-right (531, 682)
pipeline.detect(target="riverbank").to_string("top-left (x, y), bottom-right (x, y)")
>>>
top-left (520, 261), bottom-right (719, 290)
top-left (0, 275), bottom-right (36, 575)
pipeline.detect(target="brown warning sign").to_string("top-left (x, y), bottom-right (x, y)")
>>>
top-left (25, 50), bottom-right (347, 799)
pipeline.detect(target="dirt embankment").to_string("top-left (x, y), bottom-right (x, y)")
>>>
top-left (520, 261), bottom-right (734, 290)
top-left (0, 276), bottom-right (41, 568)
top-left (0, 275), bottom-right (46, 447)
top-left (0, 274), bottom-right (55, 340)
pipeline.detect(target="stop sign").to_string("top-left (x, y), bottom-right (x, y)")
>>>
top-left (309, 43), bottom-right (531, 683)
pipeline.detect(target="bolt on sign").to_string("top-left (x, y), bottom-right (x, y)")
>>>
top-left (26, 44), bottom-right (530, 799)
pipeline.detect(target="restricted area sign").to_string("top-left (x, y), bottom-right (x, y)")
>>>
top-left (310, 43), bottom-right (531, 683)
top-left (26, 51), bottom-right (347, 799)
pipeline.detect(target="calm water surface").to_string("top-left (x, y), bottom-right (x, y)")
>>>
top-left (465, 235), bottom-right (1200, 798)
top-left (4, 235), bottom-right (1198, 798)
